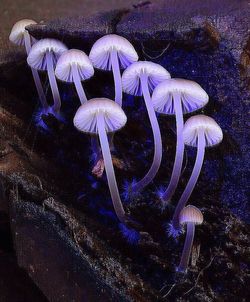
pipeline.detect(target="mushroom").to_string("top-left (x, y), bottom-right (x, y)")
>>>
top-left (73, 98), bottom-right (127, 223)
top-left (9, 19), bottom-right (48, 109)
top-left (55, 49), bottom-right (94, 104)
top-left (177, 205), bottom-right (203, 273)
top-left (89, 34), bottom-right (138, 106)
top-left (55, 49), bottom-right (100, 166)
top-left (27, 38), bottom-right (68, 114)
top-left (122, 61), bottom-right (170, 193)
top-left (172, 115), bottom-right (223, 230)
top-left (152, 79), bottom-right (209, 204)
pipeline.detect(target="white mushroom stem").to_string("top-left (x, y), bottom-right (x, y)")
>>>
top-left (111, 50), bottom-right (122, 107)
top-left (46, 51), bottom-right (62, 113)
top-left (132, 72), bottom-right (162, 192)
top-left (24, 31), bottom-right (48, 109)
top-left (178, 222), bottom-right (195, 272)
top-left (173, 129), bottom-right (205, 229)
top-left (97, 113), bottom-right (126, 222)
top-left (72, 63), bottom-right (87, 104)
top-left (162, 92), bottom-right (184, 203)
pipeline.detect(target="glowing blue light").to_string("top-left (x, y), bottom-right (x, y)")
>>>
top-left (166, 222), bottom-right (183, 240)
top-left (119, 223), bottom-right (140, 245)
top-left (122, 179), bottom-right (141, 202)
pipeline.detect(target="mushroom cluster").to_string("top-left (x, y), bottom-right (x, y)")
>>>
top-left (10, 20), bottom-right (223, 273)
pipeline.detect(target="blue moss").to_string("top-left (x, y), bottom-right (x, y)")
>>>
top-left (122, 179), bottom-right (141, 202)
top-left (165, 222), bottom-right (183, 240)
top-left (119, 223), bottom-right (140, 245)
top-left (156, 186), bottom-right (166, 200)
top-left (33, 107), bottom-right (50, 131)
top-left (99, 207), bottom-right (117, 222)
top-left (34, 106), bottom-right (65, 131)
top-left (155, 186), bottom-right (175, 212)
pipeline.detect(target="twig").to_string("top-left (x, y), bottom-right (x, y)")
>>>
top-left (183, 256), bottom-right (215, 296)
top-left (14, 183), bottom-right (19, 201)
top-left (33, 175), bottom-right (43, 190)
top-left (161, 283), bottom-right (177, 299)
top-left (141, 42), bottom-right (171, 60)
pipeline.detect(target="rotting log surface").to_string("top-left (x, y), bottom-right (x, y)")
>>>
top-left (0, 1), bottom-right (250, 301)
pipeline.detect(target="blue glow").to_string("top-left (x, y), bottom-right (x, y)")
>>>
top-left (155, 186), bottom-right (174, 211)
top-left (119, 223), bottom-right (140, 245)
top-left (165, 222), bottom-right (183, 239)
top-left (175, 266), bottom-right (186, 274)
top-left (89, 150), bottom-right (98, 163)
top-left (122, 179), bottom-right (141, 202)
top-left (33, 106), bottom-right (65, 131)
top-left (156, 186), bottom-right (165, 200)
top-left (99, 207), bottom-right (117, 221)
top-left (91, 181), bottom-right (99, 189)
top-left (33, 107), bottom-right (51, 131)
top-left (48, 107), bottom-right (66, 123)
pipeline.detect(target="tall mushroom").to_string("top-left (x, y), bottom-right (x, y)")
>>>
top-left (122, 61), bottom-right (171, 193)
top-left (27, 38), bottom-right (68, 114)
top-left (89, 34), bottom-right (138, 106)
top-left (177, 205), bottom-right (203, 273)
top-left (73, 98), bottom-right (127, 223)
top-left (55, 49), bottom-right (94, 104)
top-left (172, 115), bottom-right (223, 230)
top-left (9, 19), bottom-right (48, 109)
top-left (152, 79), bottom-right (209, 204)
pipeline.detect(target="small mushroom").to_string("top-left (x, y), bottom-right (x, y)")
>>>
top-left (89, 34), bottom-right (138, 106)
top-left (177, 205), bottom-right (203, 273)
top-left (27, 38), bottom-right (68, 114)
top-left (73, 98), bottom-right (127, 223)
top-left (9, 19), bottom-right (48, 109)
top-left (55, 49), bottom-right (94, 104)
top-left (122, 61), bottom-right (170, 193)
top-left (152, 79), bottom-right (209, 204)
top-left (172, 115), bottom-right (223, 230)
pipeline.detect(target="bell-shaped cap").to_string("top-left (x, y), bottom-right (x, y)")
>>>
top-left (122, 61), bottom-right (171, 96)
top-left (183, 115), bottom-right (223, 147)
top-left (89, 34), bottom-right (138, 71)
top-left (55, 49), bottom-right (94, 82)
top-left (152, 78), bottom-right (209, 115)
top-left (27, 38), bottom-right (68, 71)
top-left (179, 205), bottom-right (203, 226)
top-left (73, 98), bottom-right (127, 134)
top-left (9, 19), bottom-right (37, 46)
